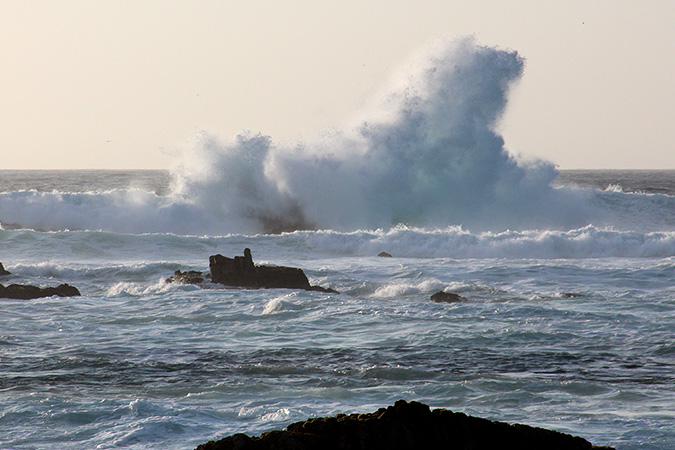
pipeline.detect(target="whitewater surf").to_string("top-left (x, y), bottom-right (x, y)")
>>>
top-left (0, 38), bottom-right (673, 450)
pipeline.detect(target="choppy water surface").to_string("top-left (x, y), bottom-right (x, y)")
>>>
top-left (1, 37), bottom-right (674, 449)
top-left (1, 228), bottom-right (673, 449)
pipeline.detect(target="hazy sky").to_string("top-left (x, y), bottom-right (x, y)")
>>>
top-left (2, 0), bottom-right (673, 169)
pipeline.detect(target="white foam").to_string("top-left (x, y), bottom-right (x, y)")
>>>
top-left (371, 280), bottom-right (446, 298)
top-left (260, 408), bottom-right (291, 421)
top-left (0, 38), bottom-right (673, 236)
top-left (285, 225), bottom-right (675, 259)
top-left (261, 293), bottom-right (301, 315)
top-left (169, 37), bottom-right (580, 234)
top-left (106, 278), bottom-right (195, 297)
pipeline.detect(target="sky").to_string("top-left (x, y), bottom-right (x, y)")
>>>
top-left (2, 0), bottom-right (673, 170)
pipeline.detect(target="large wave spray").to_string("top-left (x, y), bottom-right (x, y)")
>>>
top-left (171, 38), bottom-right (590, 233)
top-left (1, 38), bottom-right (673, 235)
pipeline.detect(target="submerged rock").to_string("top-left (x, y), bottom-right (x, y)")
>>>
top-left (166, 270), bottom-right (206, 285)
top-left (0, 262), bottom-right (10, 276)
top-left (0, 283), bottom-right (81, 300)
top-left (431, 291), bottom-right (464, 303)
top-left (209, 249), bottom-right (337, 293)
top-left (195, 399), bottom-right (615, 450)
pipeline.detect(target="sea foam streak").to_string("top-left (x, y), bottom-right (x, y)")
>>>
top-left (0, 38), bottom-right (673, 235)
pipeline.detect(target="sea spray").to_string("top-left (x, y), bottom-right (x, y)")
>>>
top-left (1, 38), bottom-right (674, 235)
top-left (172, 37), bottom-right (586, 233)
top-left (171, 132), bottom-right (311, 234)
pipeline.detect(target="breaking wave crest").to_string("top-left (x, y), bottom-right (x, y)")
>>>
top-left (1, 225), bottom-right (674, 262)
top-left (169, 37), bottom-right (583, 234)
top-left (0, 38), bottom-right (673, 235)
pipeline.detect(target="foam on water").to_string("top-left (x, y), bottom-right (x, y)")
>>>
top-left (0, 249), bottom-right (673, 450)
top-left (0, 37), bottom-right (674, 450)
top-left (1, 226), bottom-right (674, 277)
top-left (283, 225), bottom-right (675, 259)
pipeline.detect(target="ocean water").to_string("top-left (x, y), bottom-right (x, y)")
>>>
top-left (1, 39), bottom-right (674, 450)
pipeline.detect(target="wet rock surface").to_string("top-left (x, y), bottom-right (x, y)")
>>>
top-left (195, 400), bottom-right (615, 450)
top-left (0, 283), bottom-right (81, 300)
top-left (431, 291), bottom-right (464, 303)
top-left (166, 270), bottom-right (206, 285)
top-left (209, 249), bottom-right (337, 293)
top-left (0, 262), bottom-right (10, 276)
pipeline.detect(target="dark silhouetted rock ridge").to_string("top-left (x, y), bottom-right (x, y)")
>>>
top-left (0, 283), bottom-right (81, 300)
top-left (195, 400), bottom-right (615, 450)
top-left (209, 249), bottom-right (337, 293)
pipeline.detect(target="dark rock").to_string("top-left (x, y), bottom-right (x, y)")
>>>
top-left (0, 283), bottom-right (81, 300)
top-left (0, 262), bottom-right (10, 276)
top-left (377, 252), bottom-right (393, 258)
top-left (195, 399), bottom-right (614, 450)
top-left (561, 292), bottom-right (584, 298)
top-left (166, 270), bottom-right (205, 285)
top-left (306, 285), bottom-right (339, 293)
top-left (431, 291), bottom-right (464, 303)
top-left (210, 249), bottom-right (338, 293)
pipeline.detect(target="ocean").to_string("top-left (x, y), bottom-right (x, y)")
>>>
top-left (0, 168), bottom-right (673, 450)
top-left (1, 40), bottom-right (674, 450)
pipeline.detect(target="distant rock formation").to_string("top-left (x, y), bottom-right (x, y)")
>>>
top-left (0, 283), bottom-right (81, 300)
top-left (195, 400), bottom-right (615, 450)
top-left (0, 262), bottom-right (10, 276)
top-left (377, 252), bottom-right (393, 258)
top-left (431, 291), bottom-right (464, 303)
top-left (209, 249), bottom-right (337, 293)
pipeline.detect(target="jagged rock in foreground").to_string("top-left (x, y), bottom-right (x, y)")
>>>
top-left (0, 283), bottom-right (81, 300)
top-left (209, 248), bottom-right (337, 293)
top-left (196, 400), bottom-right (615, 450)
top-left (0, 262), bottom-right (10, 276)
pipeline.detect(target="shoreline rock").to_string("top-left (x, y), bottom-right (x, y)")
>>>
top-left (0, 262), bottom-right (10, 276)
top-left (0, 283), bottom-right (81, 300)
top-left (195, 400), bottom-right (615, 450)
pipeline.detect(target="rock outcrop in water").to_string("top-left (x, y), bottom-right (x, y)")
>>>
top-left (195, 400), bottom-right (615, 450)
top-left (431, 291), bottom-right (465, 303)
top-left (0, 262), bottom-right (81, 299)
top-left (209, 249), bottom-right (337, 293)
top-left (0, 283), bottom-right (81, 300)
top-left (165, 270), bottom-right (206, 285)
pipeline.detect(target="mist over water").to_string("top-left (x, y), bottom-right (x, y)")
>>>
top-left (0, 38), bottom-right (673, 236)
top-left (171, 38), bottom-right (588, 234)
